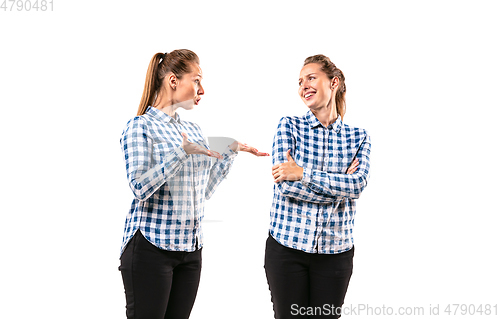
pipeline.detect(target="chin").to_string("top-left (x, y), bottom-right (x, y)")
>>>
top-left (179, 100), bottom-right (195, 110)
top-left (303, 101), bottom-right (316, 109)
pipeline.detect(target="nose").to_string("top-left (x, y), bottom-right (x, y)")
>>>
top-left (300, 80), bottom-right (310, 93)
top-left (198, 83), bottom-right (204, 95)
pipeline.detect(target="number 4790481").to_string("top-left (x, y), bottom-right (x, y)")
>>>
top-left (1, 0), bottom-right (54, 11)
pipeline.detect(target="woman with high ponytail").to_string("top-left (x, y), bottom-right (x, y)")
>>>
top-left (266, 55), bottom-right (372, 319)
top-left (118, 49), bottom-right (268, 319)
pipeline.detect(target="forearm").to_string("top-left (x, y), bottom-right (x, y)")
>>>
top-left (205, 146), bottom-right (238, 199)
top-left (276, 179), bottom-right (337, 203)
top-left (127, 146), bottom-right (189, 201)
top-left (301, 167), bottom-right (368, 199)
top-left (301, 135), bottom-right (371, 199)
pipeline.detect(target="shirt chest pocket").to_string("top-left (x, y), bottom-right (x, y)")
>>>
top-left (294, 139), bottom-right (321, 170)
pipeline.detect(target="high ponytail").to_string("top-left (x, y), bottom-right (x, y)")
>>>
top-left (137, 53), bottom-right (164, 116)
top-left (136, 50), bottom-right (200, 116)
top-left (303, 54), bottom-right (347, 120)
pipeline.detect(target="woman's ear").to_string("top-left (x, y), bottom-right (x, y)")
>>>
top-left (331, 76), bottom-right (339, 90)
top-left (168, 73), bottom-right (177, 90)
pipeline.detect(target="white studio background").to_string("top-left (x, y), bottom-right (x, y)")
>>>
top-left (1, 0), bottom-right (499, 318)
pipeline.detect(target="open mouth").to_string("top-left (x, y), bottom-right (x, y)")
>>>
top-left (304, 91), bottom-right (315, 100)
top-left (195, 98), bottom-right (201, 105)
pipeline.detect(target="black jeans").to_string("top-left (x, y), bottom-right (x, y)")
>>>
top-left (119, 231), bottom-right (202, 319)
top-left (264, 234), bottom-right (354, 319)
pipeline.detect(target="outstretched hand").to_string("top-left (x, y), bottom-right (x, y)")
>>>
top-left (182, 133), bottom-right (223, 160)
top-left (229, 141), bottom-right (270, 157)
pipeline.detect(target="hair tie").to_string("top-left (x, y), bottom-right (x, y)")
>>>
top-left (159, 52), bottom-right (167, 63)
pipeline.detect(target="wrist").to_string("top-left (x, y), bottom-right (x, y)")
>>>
top-left (229, 141), bottom-right (238, 152)
top-left (301, 168), bottom-right (312, 184)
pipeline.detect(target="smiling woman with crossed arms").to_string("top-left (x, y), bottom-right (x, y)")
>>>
top-left (265, 54), bottom-right (371, 319)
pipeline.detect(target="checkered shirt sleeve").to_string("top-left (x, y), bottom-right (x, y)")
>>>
top-left (121, 117), bottom-right (188, 201)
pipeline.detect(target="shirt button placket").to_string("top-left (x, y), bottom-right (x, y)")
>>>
top-left (319, 128), bottom-right (333, 253)
top-left (314, 128), bottom-right (327, 253)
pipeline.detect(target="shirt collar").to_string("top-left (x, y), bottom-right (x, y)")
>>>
top-left (305, 109), bottom-right (342, 133)
top-left (146, 106), bottom-right (182, 124)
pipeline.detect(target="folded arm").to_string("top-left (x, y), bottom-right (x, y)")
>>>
top-left (272, 117), bottom-right (371, 202)
top-left (301, 134), bottom-right (371, 199)
top-left (272, 117), bottom-right (340, 203)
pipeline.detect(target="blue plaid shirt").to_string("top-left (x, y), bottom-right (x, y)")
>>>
top-left (270, 110), bottom-right (371, 254)
top-left (120, 106), bottom-right (237, 255)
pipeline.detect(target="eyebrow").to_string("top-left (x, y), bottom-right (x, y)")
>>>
top-left (298, 73), bottom-right (316, 81)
